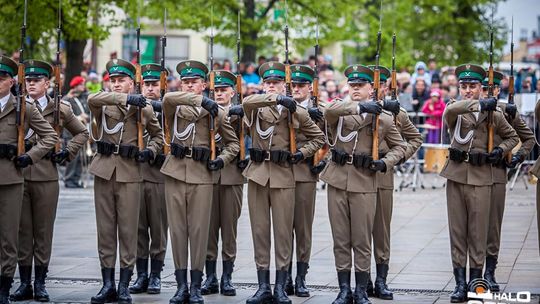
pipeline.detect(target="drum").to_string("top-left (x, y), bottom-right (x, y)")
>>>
top-left (423, 144), bottom-right (450, 173)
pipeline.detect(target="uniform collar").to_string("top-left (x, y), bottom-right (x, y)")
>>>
top-left (300, 98), bottom-right (310, 108)
top-left (0, 93), bottom-right (10, 111)
top-left (34, 94), bottom-right (49, 110)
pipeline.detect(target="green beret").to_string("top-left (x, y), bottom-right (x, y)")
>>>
top-left (106, 59), bottom-right (136, 79)
top-left (176, 60), bottom-right (208, 80)
top-left (367, 65), bottom-right (391, 82)
top-left (213, 70), bottom-right (236, 88)
top-left (141, 63), bottom-right (166, 82)
top-left (344, 65), bottom-right (374, 83)
top-left (482, 70), bottom-right (504, 86)
top-left (258, 61), bottom-right (286, 81)
top-left (290, 64), bottom-right (315, 84)
top-left (24, 59), bottom-right (53, 79)
top-left (0, 56), bottom-right (18, 77)
top-left (455, 63), bottom-right (486, 83)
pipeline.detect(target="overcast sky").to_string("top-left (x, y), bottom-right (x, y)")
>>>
top-left (496, 0), bottom-right (539, 53)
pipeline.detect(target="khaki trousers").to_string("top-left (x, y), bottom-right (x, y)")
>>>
top-left (373, 188), bottom-right (393, 265)
top-left (293, 181), bottom-right (316, 263)
top-left (0, 183), bottom-right (23, 277)
top-left (487, 182), bottom-right (506, 258)
top-left (137, 181), bottom-right (168, 261)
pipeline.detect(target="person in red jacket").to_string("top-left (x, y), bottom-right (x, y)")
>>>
top-left (421, 89), bottom-right (446, 143)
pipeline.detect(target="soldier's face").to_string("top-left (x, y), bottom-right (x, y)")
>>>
top-left (349, 82), bottom-right (372, 101)
top-left (459, 82), bottom-right (481, 100)
top-left (263, 80), bottom-right (285, 94)
top-left (180, 78), bottom-right (206, 95)
top-left (0, 75), bottom-right (15, 97)
top-left (291, 82), bottom-right (311, 102)
top-left (25, 77), bottom-right (50, 99)
top-left (110, 76), bottom-right (134, 94)
top-left (142, 81), bottom-right (160, 100)
top-left (481, 86), bottom-right (500, 98)
top-left (215, 86), bottom-right (234, 106)
top-left (370, 82), bottom-right (387, 101)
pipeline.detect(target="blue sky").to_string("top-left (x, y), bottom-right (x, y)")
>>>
top-left (496, 0), bottom-right (539, 53)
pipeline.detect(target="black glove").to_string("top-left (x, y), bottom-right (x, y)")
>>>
top-left (151, 100), bottom-right (162, 113)
top-left (126, 94), bottom-right (147, 108)
top-left (308, 107), bottom-right (323, 122)
top-left (207, 157), bottom-right (224, 171)
top-left (228, 105), bottom-right (244, 118)
top-left (276, 95), bottom-right (297, 113)
top-left (479, 97), bottom-right (497, 112)
top-left (237, 158), bottom-right (249, 169)
top-left (136, 149), bottom-right (154, 163)
top-left (507, 153), bottom-right (524, 169)
top-left (369, 160), bottom-right (387, 172)
top-left (383, 99), bottom-right (401, 116)
top-left (289, 151), bottom-right (304, 164)
top-left (14, 154), bottom-right (33, 168)
top-left (359, 101), bottom-right (383, 115)
top-left (310, 160), bottom-right (327, 174)
top-left (505, 103), bottom-right (517, 120)
top-left (487, 147), bottom-right (503, 164)
top-left (201, 96), bottom-right (219, 117)
top-left (51, 149), bottom-right (70, 164)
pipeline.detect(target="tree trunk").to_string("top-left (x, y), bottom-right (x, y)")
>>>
top-left (242, 0), bottom-right (257, 63)
top-left (64, 39), bottom-right (86, 95)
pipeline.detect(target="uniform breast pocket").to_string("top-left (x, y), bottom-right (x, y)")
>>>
top-left (8, 117), bottom-right (16, 125)
top-left (104, 108), bottom-right (124, 122)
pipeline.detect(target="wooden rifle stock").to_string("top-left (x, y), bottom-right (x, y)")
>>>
top-left (236, 74), bottom-right (245, 160)
top-left (17, 63), bottom-right (26, 156)
top-left (209, 70), bottom-right (216, 160)
top-left (285, 64), bottom-right (296, 153)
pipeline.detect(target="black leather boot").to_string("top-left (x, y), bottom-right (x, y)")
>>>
top-left (147, 259), bottom-right (163, 294)
top-left (129, 258), bottom-right (148, 294)
top-left (117, 268), bottom-right (133, 304)
top-left (284, 263), bottom-right (294, 296)
top-left (245, 270), bottom-right (273, 304)
top-left (469, 268), bottom-right (482, 284)
top-left (33, 265), bottom-right (49, 302)
top-left (273, 270), bottom-right (292, 304)
top-left (450, 268), bottom-right (467, 303)
top-left (189, 270), bottom-right (204, 304)
top-left (294, 262), bottom-right (310, 297)
top-left (91, 268), bottom-right (118, 304)
top-left (220, 260), bottom-right (236, 296)
top-left (9, 265), bottom-right (33, 301)
top-left (200, 260), bottom-right (218, 295)
top-left (374, 264), bottom-right (393, 300)
top-left (353, 271), bottom-right (371, 304)
top-left (366, 275), bottom-right (374, 297)
top-left (332, 271), bottom-right (353, 304)
top-left (169, 269), bottom-right (189, 304)
top-left (484, 256), bottom-right (500, 292)
top-left (1, 276), bottom-right (14, 304)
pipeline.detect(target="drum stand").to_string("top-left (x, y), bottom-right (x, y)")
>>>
top-left (398, 152), bottom-right (425, 192)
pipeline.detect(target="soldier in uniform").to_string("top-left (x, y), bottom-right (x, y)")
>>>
top-left (0, 56), bottom-right (58, 304)
top-left (480, 71), bottom-right (534, 291)
top-left (281, 64), bottom-right (326, 298)
top-left (9, 60), bottom-right (89, 303)
top-left (439, 64), bottom-right (519, 303)
top-left (87, 58), bottom-right (163, 304)
top-left (129, 64), bottom-right (168, 295)
top-left (161, 60), bottom-right (239, 304)
top-left (531, 101), bottom-right (540, 256)
top-left (241, 61), bottom-right (324, 304)
top-left (367, 66), bottom-right (422, 300)
top-left (321, 65), bottom-right (406, 304)
top-left (200, 70), bottom-right (247, 297)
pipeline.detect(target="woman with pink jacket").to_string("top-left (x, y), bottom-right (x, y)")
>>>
top-left (421, 89), bottom-right (446, 143)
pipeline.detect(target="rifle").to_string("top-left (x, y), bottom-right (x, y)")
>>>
top-left (390, 33), bottom-right (398, 101)
top-left (284, 0), bottom-right (296, 153)
top-left (161, 8), bottom-right (170, 154)
top-left (236, 9), bottom-right (245, 161)
top-left (135, 1), bottom-right (144, 151)
top-left (209, 6), bottom-right (216, 160)
top-left (487, 8), bottom-right (495, 152)
top-left (53, 0), bottom-right (62, 152)
top-left (506, 17), bottom-right (515, 163)
top-left (16, 0), bottom-right (28, 156)
top-left (372, 0), bottom-right (383, 161)
top-left (312, 21), bottom-right (328, 164)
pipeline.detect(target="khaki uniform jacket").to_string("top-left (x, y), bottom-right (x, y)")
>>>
top-left (378, 108), bottom-right (422, 189)
top-left (242, 93), bottom-right (325, 189)
top-left (0, 94), bottom-right (58, 185)
top-left (320, 97), bottom-right (406, 193)
top-left (529, 101), bottom-right (540, 178)
top-left (439, 99), bottom-right (519, 186)
top-left (24, 95), bottom-right (89, 181)
top-left (160, 92), bottom-right (240, 185)
top-left (215, 109), bottom-right (244, 186)
top-left (492, 102), bottom-right (535, 184)
top-left (88, 92), bottom-right (163, 183)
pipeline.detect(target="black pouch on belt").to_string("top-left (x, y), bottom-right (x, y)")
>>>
top-left (249, 148), bottom-right (266, 162)
top-left (171, 143), bottom-right (187, 158)
top-left (192, 147), bottom-right (210, 162)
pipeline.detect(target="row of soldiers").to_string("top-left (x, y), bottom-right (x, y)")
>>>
top-left (0, 52), bottom-right (538, 304)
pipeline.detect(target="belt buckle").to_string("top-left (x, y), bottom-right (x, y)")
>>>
top-left (185, 147), bottom-right (193, 158)
top-left (113, 144), bottom-right (120, 155)
top-left (346, 155), bottom-right (354, 165)
top-left (264, 151), bottom-right (271, 162)
top-left (463, 152), bottom-right (469, 163)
